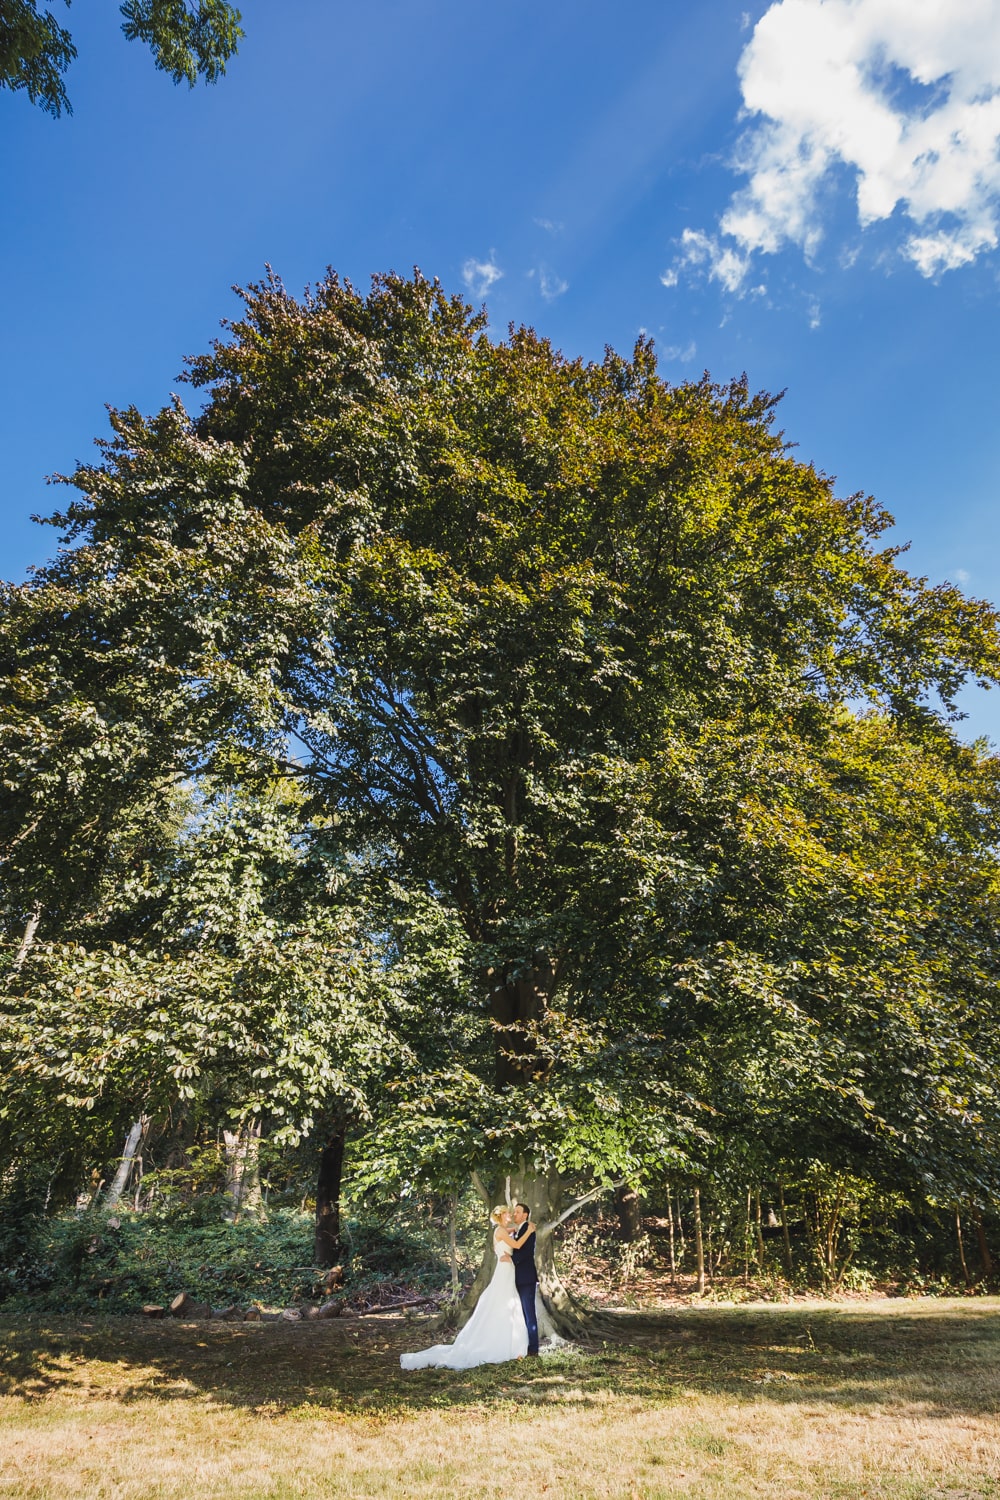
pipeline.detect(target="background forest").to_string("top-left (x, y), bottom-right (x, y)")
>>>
top-left (3, 269), bottom-right (1000, 1322)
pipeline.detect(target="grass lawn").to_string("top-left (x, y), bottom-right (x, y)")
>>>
top-left (1, 1299), bottom-right (999, 1498)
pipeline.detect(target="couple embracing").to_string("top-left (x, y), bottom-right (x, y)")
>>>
top-left (400, 1202), bottom-right (539, 1370)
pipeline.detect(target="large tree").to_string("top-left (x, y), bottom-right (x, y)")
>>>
top-left (7, 269), bottom-right (1000, 1320)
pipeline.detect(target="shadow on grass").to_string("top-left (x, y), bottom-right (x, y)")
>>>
top-left (1, 1303), bottom-right (999, 1420)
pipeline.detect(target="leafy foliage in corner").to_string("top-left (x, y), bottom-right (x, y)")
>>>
top-left (120, 0), bottom-right (242, 86)
top-left (0, 0), bottom-right (242, 115)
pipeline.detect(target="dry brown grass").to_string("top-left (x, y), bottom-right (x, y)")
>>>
top-left (2, 1298), bottom-right (999, 1498)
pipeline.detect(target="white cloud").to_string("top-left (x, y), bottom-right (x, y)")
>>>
top-left (538, 265), bottom-right (569, 301)
top-left (462, 256), bottom-right (504, 298)
top-left (534, 217), bottom-right (564, 233)
top-left (666, 0), bottom-right (1000, 287)
top-left (955, 568), bottom-right (971, 583)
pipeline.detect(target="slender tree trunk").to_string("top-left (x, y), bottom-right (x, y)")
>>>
top-left (972, 1210), bottom-right (994, 1278)
top-left (955, 1208), bottom-right (972, 1287)
top-left (314, 1126), bottom-right (346, 1268)
top-left (223, 1120), bottom-right (262, 1220)
top-left (693, 1186), bottom-right (706, 1295)
top-left (104, 1116), bottom-right (150, 1209)
top-left (448, 1193), bottom-right (459, 1297)
top-left (12, 905), bottom-right (41, 971)
top-left (778, 1179), bottom-right (793, 1278)
top-left (666, 1182), bottom-right (677, 1285)
top-left (825, 1177), bottom-right (846, 1287)
top-left (744, 1187), bottom-right (752, 1286)
top-left (754, 1189), bottom-right (766, 1268)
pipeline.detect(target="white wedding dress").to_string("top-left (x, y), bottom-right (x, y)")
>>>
top-left (400, 1232), bottom-right (528, 1370)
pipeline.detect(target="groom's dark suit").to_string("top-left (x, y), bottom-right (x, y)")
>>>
top-left (510, 1220), bottom-right (539, 1355)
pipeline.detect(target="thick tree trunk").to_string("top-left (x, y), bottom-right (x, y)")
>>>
top-left (104, 1116), bottom-right (150, 1210)
top-left (973, 1210), bottom-right (994, 1278)
top-left (614, 1184), bottom-right (641, 1241)
top-left (461, 1164), bottom-right (594, 1339)
top-left (488, 961), bottom-right (556, 1087)
top-left (222, 1120), bottom-right (262, 1219)
top-left (314, 1127), bottom-right (346, 1268)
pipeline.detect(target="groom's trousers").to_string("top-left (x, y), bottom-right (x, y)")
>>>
top-left (517, 1284), bottom-right (539, 1355)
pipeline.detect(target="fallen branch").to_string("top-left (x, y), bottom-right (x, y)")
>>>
top-left (358, 1295), bottom-right (439, 1314)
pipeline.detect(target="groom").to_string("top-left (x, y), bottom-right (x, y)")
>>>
top-left (509, 1202), bottom-right (539, 1357)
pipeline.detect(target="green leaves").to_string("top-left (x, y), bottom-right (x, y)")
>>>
top-left (0, 0), bottom-right (75, 115)
top-left (6, 267), bottom-right (1000, 1222)
top-left (120, 1), bottom-right (242, 88)
top-left (0, 0), bottom-right (242, 115)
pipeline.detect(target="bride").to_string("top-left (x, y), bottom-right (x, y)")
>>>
top-left (400, 1206), bottom-right (528, 1370)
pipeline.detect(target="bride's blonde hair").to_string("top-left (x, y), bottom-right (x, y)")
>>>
top-left (490, 1205), bottom-right (509, 1224)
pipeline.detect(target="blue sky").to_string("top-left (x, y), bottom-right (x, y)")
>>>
top-left (3, 0), bottom-right (1000, 736)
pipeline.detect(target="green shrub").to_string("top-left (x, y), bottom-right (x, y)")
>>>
top-left (0, 1197), bottom-right (464, 1314)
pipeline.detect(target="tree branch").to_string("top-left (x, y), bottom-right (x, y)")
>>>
top-left (470, 1170), bottom-right (492, 1206)
top-left (537, 1179), bottom-right (625, 1241)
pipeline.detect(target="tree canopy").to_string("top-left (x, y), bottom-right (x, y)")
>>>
top-left (3, 269), bottom-right (1000, 1300)
top-left (0, 0), bottom-right (242, 115)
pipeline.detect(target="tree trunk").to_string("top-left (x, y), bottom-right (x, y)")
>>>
top-left (104, 1115), bottom-right (150, 1210)
top-left (666, 1182), bottom-right (677, 1285)
top-left (448, 1193), bottom-right (459, 1297)
top-left (613, 1184), bottom-right (641, 1241)
top-left (693, 1186), bottom-right (706, 1295)
top-left (222, 1120), bottom-right (262, 1219)
top-left (754, 1189), bottom-right (766, 1268)
top-left (314, 1126), bottom-right (346, 1268)
top-left (12, 905), bottom-right (41, 971)
top-left (778, 1179), bottom-right (793, 1278)
top-left (460, 1164), bottom-right (593, 1339)
top-left (955, 1208), bottom-right (972, 1287)
top-left (488, 960), bottom-right (556, 1086)
top-left (973, 1210), bottom-right (994, 1278)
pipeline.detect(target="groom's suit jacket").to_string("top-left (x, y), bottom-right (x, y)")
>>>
top-left (510, 1221), bottom-right (538, 1289)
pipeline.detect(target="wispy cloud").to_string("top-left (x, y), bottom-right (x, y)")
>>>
top-left (663, 0), bottom-right (1000, 292)
top-left (539, 265), bottom-right (569, 301)
top-left (659, 225), bottom-right (761, 292)
top-left (661, 228), bottom-right (753, 293)
top-left (661, 340), bottom-right (698, 363)
top-left (462, 255), bottom-right (504, 298)
top-left (533, 217), bottom-right (564, 234)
